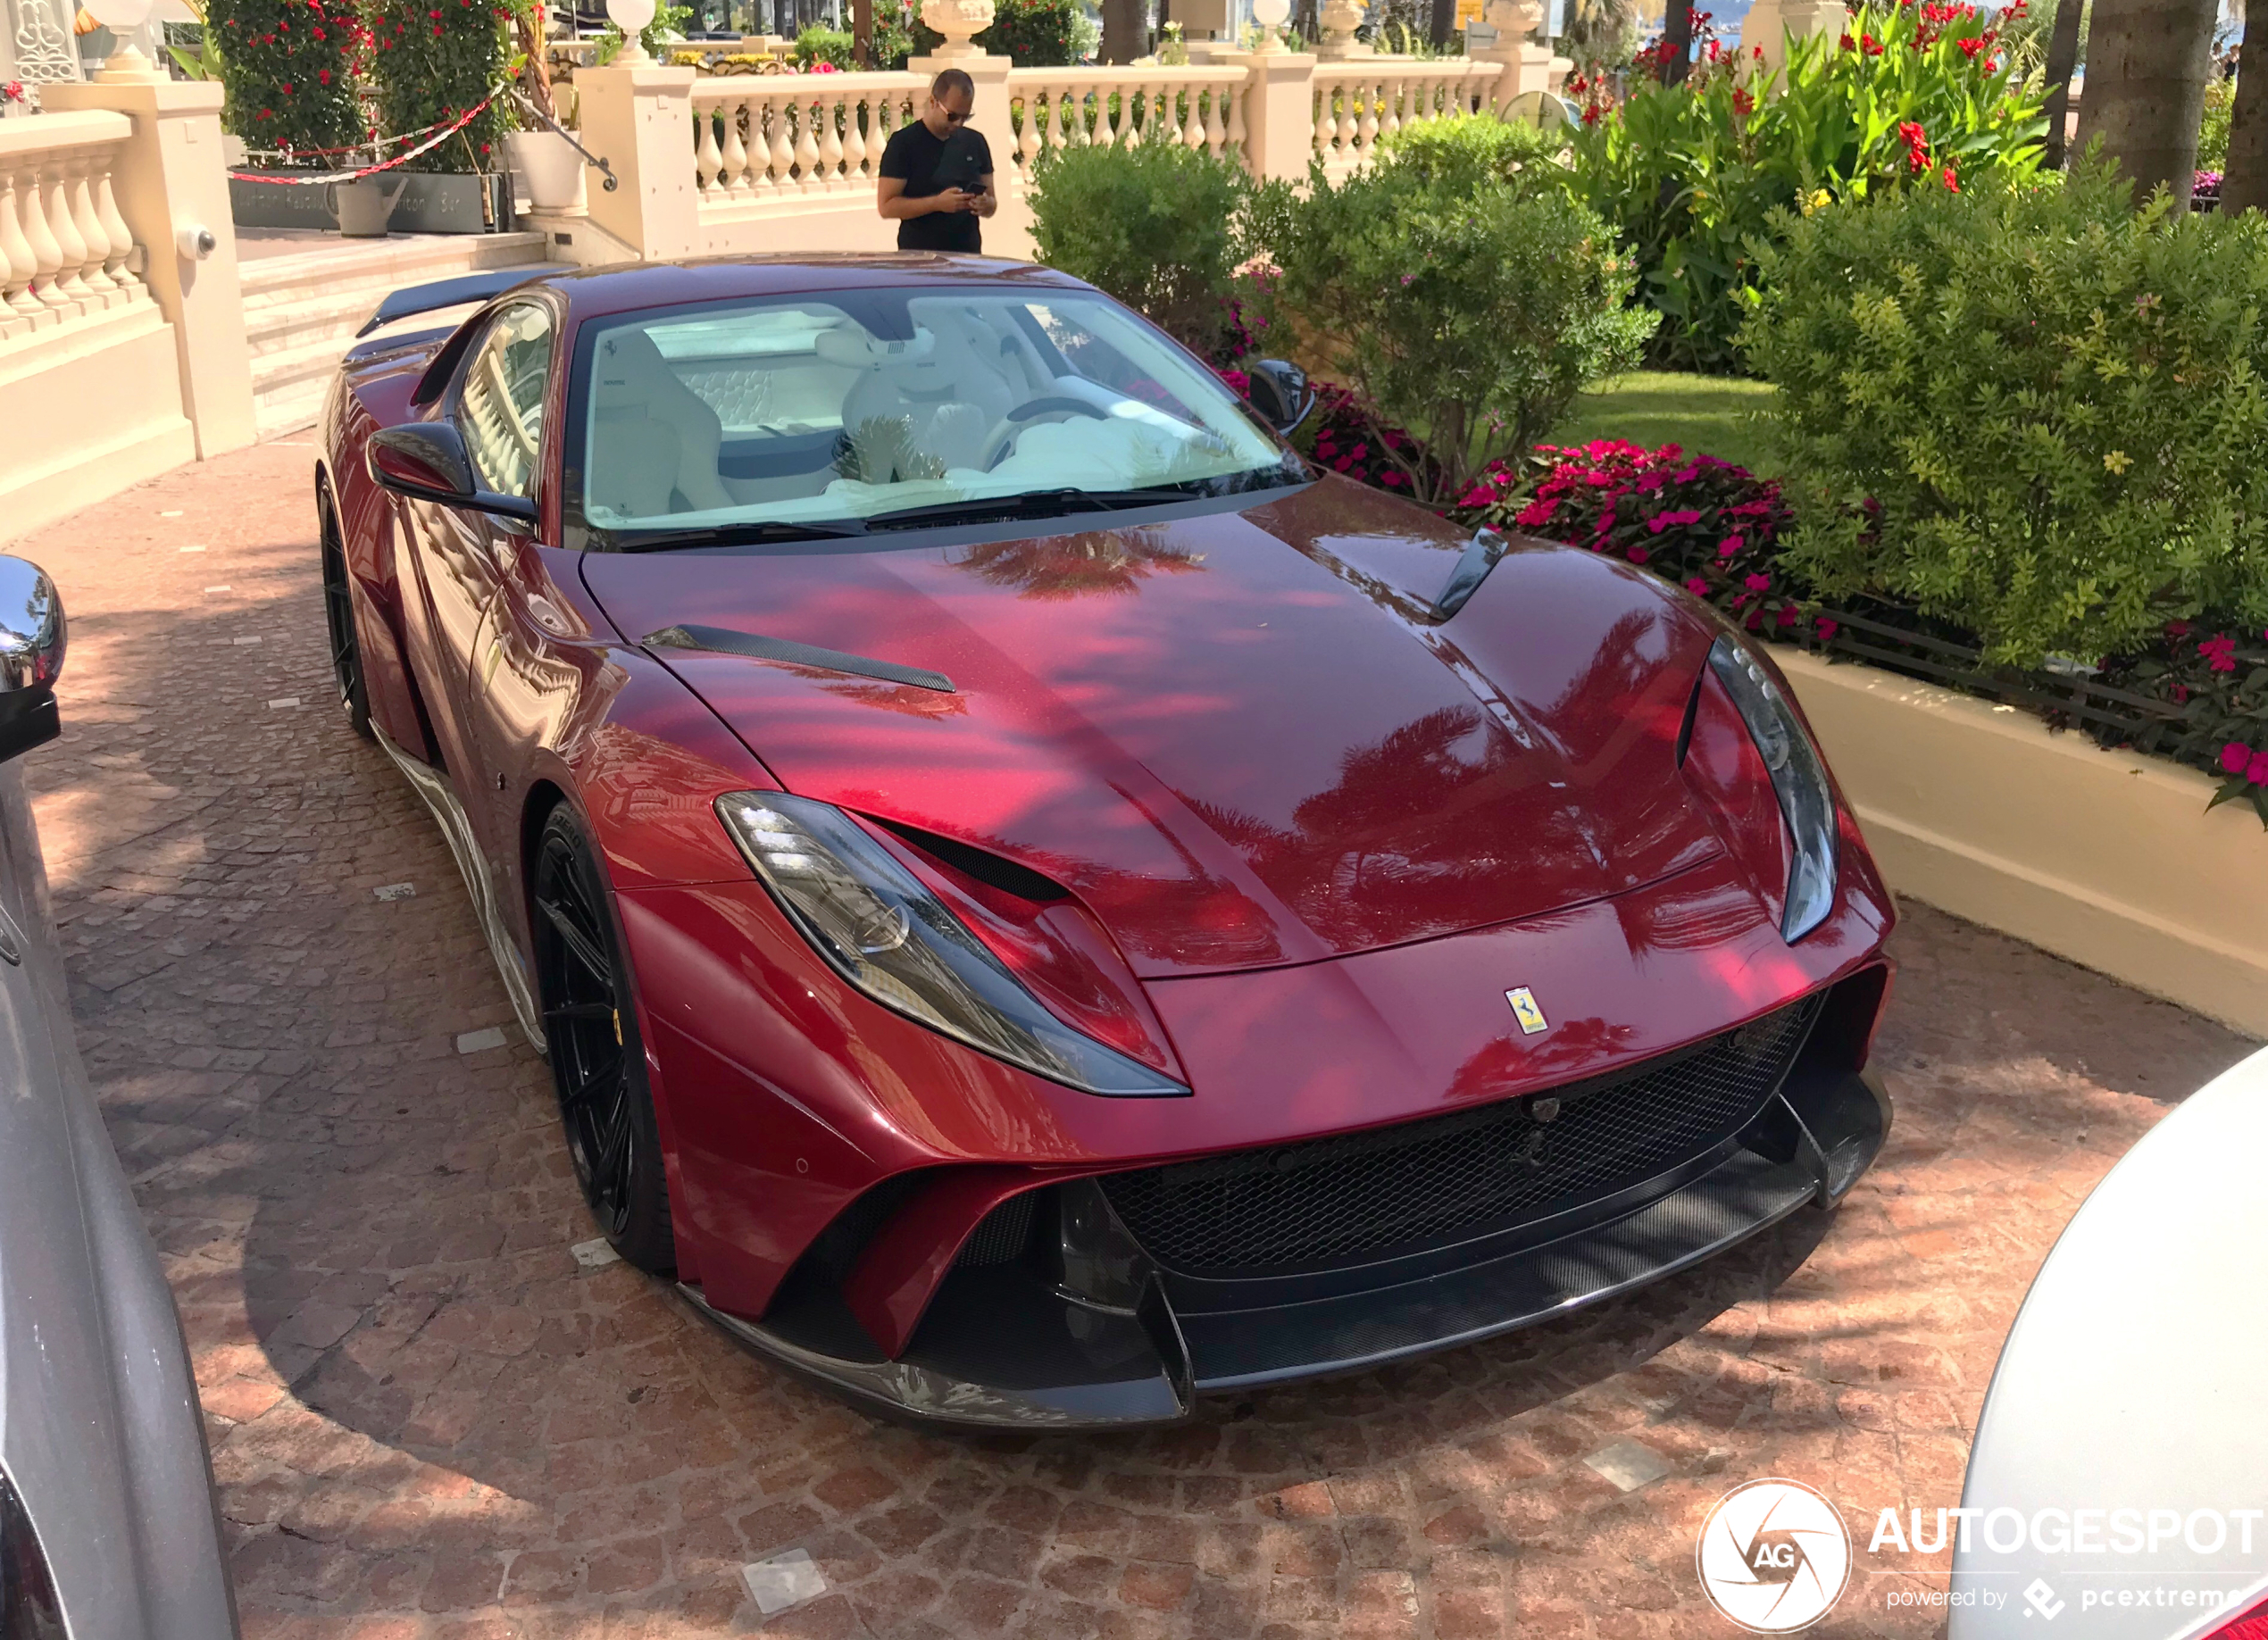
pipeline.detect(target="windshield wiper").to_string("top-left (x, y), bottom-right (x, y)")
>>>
top-left (611, 518), bottom-right (869, 552)
top-left (861, 487), bottom-right (1198, 531)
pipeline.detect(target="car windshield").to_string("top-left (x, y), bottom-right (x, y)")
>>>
top-left (570, 287), bottom-right (1297, 545)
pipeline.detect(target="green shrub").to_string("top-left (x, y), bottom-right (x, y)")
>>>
top-left (1744, 166), bottom-right (2268, 668)
top-left (1255, 162), bottom-right (1655, 508)
top-left (2199, 76), bottom-right (2235, 171)
top-left (792, 24), bottom-right (855, 68)
top-left (1571, 0), bottom-right (2046, 373)
top-left (368, 0), bottom-right (521, 172)
top-left (210, 0), bottom-right (370, 157)
top-left (1029, 140), bottom-right (1258, 359)
top-left (974, 0), bottom-right (1091, 66)
top-left (1373, 112), bottom-right (1568, 198)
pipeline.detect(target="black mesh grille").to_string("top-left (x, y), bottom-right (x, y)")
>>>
top-left (1100, 995), bottom-right (1822, 1277)
top-left (954, 1191), bottom-right (1038, 1269)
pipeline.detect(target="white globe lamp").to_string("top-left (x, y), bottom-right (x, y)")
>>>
top-left (84, 0), bottom-right (164, 81)
top-left (1251, 0), bottom-right (1289, 51)
top-left (607, 0), bottom-right (657, 63)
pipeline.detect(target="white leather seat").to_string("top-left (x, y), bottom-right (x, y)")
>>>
top-left (828, 322), bottom-right (1021, 477)
top-left (586, 329), bottom-right (736, 518)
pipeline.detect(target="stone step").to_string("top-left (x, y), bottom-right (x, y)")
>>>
top-left (240, 230), bottom-right (548, 304)
top-left (244, 230), bottom-right (551, 441)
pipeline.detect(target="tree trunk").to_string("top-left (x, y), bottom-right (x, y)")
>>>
top-left (1659, 0), bottom-right (1690, 85)
top-left (1102, 0), bottom-right (1146, 61)
top-left (1430, 0), bottom-right (1458, 49)
top-left (2039, 0), bottom-right (2085, 170)
top-left (518, 2), bottom-right (554, 121)
top-left (2225, 8), bottom-right (2268, 212)
top-left (852, 0), bottom-right (871, 65)
top-left (2075, 0), bottom-right (2216, 208)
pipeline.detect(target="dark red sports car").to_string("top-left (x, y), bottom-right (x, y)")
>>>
top-left (318, 254), bottom-right (1894, 1428)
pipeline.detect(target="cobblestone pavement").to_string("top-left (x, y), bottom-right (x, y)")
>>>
top-left (15, 438), bottom-right (2258, 1640)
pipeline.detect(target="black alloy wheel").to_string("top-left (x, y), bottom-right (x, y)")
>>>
top-left (318, 484), bottom-right (373, 741)
top-left (530, 803), bottom-right (676, 1272)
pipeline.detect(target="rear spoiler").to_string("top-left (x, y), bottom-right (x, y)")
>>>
top-left (354, 265), bottom-right (573, 338)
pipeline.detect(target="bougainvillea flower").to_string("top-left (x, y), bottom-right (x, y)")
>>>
top-left (2223, 742), bottom-right (2251, 775)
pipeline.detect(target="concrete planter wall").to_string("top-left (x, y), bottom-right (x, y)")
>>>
top-left (1781, 650), bottom-right (2268, 1040)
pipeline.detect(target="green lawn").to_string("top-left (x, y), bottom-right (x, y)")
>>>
top-left (1549, 371), bottom-right (1781, 476)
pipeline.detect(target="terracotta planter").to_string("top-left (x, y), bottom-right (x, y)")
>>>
top-left (506, 129), bottom-right (586, 212)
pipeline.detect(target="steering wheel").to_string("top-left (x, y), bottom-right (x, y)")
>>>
top-left (980, 397), bottom-right (1110, 470)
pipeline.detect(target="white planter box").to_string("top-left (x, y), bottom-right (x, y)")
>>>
top-left (1781, 650), bottom-right (2268, 1039)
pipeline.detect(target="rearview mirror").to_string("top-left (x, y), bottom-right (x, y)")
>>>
top-left (0, 557), bottom-right (64, 766)
top-left (1244, 359), bottom-right (1316, 436)
top-left (368, 422), bottom-right (537, 522)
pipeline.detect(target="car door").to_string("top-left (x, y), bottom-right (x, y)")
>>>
top-left (397, 297), bottom-right (555, 803)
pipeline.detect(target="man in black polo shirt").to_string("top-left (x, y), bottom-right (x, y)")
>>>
top-left (875, 68), bottom-right (997, 254)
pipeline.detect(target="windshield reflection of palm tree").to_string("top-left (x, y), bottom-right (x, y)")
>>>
top-left (952, 529), bottom-right (1207, 600)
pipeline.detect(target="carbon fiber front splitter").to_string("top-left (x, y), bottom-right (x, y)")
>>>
top-left (677, 1066), bottom-right (1891, 1431)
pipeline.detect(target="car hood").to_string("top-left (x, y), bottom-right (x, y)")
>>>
top-left (582, 477), bottom-right (1727, 978)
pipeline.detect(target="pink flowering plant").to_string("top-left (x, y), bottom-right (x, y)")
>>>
top-left (1459, 439), bottom-right (1836, 641)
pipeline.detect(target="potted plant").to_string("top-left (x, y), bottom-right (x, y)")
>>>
top-left (505, 3), bottom-right (584, 211)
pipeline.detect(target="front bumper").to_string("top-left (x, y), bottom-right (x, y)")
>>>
top-left (680, 1027), bottom-right (1892, 1431)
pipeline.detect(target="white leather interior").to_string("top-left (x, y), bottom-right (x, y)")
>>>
top-left (586, 329), bottom-right (737, 518)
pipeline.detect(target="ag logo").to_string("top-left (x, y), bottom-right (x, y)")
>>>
top-left (1505, 986), bottom-right (1548, 1035)
top-left (1695, 1478), bottom-right (1851, 1633)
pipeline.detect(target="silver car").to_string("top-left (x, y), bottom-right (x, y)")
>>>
top-left (0, 557), bottom-right (238, 1639)
top-left (1952, 1045), bottom-right (2268, 1640)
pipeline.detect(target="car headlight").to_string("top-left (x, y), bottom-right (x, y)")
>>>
top-left (718, 793), bottom-right (1188, 1097)
top-left (1706, 636), bottom-right (1838, 942)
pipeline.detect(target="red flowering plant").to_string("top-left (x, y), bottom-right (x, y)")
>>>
top-left (1455, 439), bottom-right (1836, 642)
top-left (210, 0), bottom-right (372, 160)
top-left (367, 0), bottom-right (530, 173)
top-left (1567, 0), bottom-right (2044, 371)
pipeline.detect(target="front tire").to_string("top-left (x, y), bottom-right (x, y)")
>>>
top-left (529, 803), bottom-right (676, 1273)
top-left (318, 481), bottom-right (373, 742)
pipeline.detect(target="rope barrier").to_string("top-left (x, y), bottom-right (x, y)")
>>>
top-left (229, 81), bottom-right (507, 186)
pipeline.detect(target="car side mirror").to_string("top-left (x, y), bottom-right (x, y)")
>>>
top-left (1244, 359), bottom-right (1316, 436)
top-left (368, 422), bottom-right (537, 522)
top-left (0, 557), bottom-right (64, 766)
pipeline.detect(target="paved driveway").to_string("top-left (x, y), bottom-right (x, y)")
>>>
top-left (14, 440), bottom-right (2255, 1640)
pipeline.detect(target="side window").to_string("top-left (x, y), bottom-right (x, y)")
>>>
top-left (460, 303), bottom-right (553, 499)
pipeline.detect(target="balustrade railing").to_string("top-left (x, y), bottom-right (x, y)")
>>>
top-left (998, 65), bottom-right (1249, 180)
top-left (0, 109), bottom-right (146, 344)
top-left (1310, 59), bottom-right (1501, 180)
top-left (689, 71), bottom-right (928, 209)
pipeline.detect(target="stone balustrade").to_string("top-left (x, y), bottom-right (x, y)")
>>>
top-left (689, 71), bottom-right (929, 205)
top-left (552, 44), bottom-right (1571, 266)
top-left (1309, 59), bottom-right (1503, 181)
top-left (0, 108), bottom-right (147, 344)
top-left (997, 65), bottom-right (1252, 179)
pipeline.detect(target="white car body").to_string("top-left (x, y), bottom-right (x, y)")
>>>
top-left (1951, 1046), bottom-right (2268, 1640)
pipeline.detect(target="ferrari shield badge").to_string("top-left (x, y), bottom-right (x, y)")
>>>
top-left (1505, 986), bottom-right (1548, 1036)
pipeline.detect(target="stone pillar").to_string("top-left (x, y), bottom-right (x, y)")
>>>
top-left (1238, 49), bottom-right (1318, 184)
top-left (1472, 41), bottom-right (1558, 112)
top-left (574, 62), bottom-right (701, 262)
top-left (42, 75), bottom-right (254, 462)
top-left (1740, 0), bottom-right (1847, 75)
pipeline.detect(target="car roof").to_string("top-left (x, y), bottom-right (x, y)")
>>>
top-left (525, 253), bottom-right (1098, 324)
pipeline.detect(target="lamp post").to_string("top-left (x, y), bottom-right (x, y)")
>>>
top-left (82, 0), bottom-right (167, 82)
top-left (607, 0), bottom-right (658, 63)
